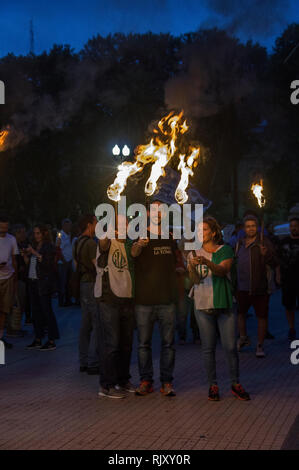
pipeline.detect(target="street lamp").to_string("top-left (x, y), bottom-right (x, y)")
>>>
top-left (112, 144), bottom-right (131, 161)
top-left (112, 144), bottom-right (121, 156)
top-left (122, 145), bottom-right (130, 157)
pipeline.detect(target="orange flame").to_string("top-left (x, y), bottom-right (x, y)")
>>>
top-left (175, 148), bottom-right (200, 204)
top-left (251, 180), bottom-right (266, 208)
top-left (0, 129), bottom-right (9, 150)
top-left (107, 111), bottom-right (200, 203)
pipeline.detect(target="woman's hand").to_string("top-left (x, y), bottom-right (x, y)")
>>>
top-left (189, 256), bottom-right (200, 267)
top-left (197, 255), bottom-right (210, 266)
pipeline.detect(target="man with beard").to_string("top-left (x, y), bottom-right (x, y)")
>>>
top-left (132, 201), bottom-right (178, 397)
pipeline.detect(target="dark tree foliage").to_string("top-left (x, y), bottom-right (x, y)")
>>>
top-left (0, 27), bottom-right (298, 226)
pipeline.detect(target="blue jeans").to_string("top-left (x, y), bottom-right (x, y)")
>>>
top-left (195, 309), bottom-right (239, 386)
top-left (135, 304), bottom-right (176, 384)
top-left (58, 261), bottom-right (72, 304)
top-left (79, 282), bottom-right (99, 368)
top-left (98, 302), bottom-right (135, 389)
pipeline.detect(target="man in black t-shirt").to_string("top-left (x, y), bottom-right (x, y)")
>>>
top-left (279, 217), bottom-right (299, 340)
top-left (132, 201), bottom-right (178, 397)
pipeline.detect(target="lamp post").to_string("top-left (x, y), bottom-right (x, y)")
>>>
top-left (112, 144), bottom-right (130, 161)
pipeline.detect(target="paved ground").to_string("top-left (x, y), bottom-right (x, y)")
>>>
top-left (1, 291), bottom-right (299, 450)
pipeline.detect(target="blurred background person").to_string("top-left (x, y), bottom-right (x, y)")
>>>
top-left (235, 215), bottom-right (278, 358)
top-left (71, 223), bottom-right (81, 306)
top-left (24, 224), bottom-right (59, 351)
top-left (278, 217), bottom-right (299, 340)
top-left (6, 224), bottom-right (31, 337)
top-left (0, 215), bottom-right (18, 349)
top-left (73, 214), bottom-right (99, 375)
top-left (56, 218), bottom-right (73, 307)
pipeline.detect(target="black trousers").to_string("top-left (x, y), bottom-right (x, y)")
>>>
top-left (29, 280), bottom-right (60, 341)
top-left (97, 301), bottom-right (135, 389)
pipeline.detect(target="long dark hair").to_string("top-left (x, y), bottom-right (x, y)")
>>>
top-left (32, 224), bottom-right (52, 249)
top-left (203, 216), bottom-right (223, 245)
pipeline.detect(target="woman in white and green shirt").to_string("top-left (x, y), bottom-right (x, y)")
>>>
top-left (188, 217), bottom-right (250, 402)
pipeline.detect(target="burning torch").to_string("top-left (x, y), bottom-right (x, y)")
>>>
top-left (251, 178), bottom-right (266, 245)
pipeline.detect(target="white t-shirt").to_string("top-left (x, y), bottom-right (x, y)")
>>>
top-left (0, 233), bottom-right (19, 280)
top-left (28, 255), bottom-right (38, 280)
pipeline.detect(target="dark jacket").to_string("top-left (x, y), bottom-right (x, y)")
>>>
top-left (33, 242), bottom-right (56, 296)
top-left (235, 235), bottom-right (279, 295)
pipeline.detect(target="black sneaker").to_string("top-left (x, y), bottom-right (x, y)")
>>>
top-left (116, 381), bottom-right (136, 393)
top-left (232, 383), bottom-right (250, 401)
top-left (39, 341), bottom-right (56, 351)
top-left (208, 385), bottom-right (220, 401)
top-left (1, 338), bottom-right (13, 349)
top-left (26, 340), bottom-right (42, 350)
top-left (87, 366), bottom-right (99, 375)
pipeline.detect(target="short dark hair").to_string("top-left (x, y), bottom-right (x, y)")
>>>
top-left (243, 209), bottom-right (258, 218)
top-left (290, 217), bottom-right (299, 224)
top-left (243, 215), bottom-right (259, 226)
top-left (11, 224), bottom-right (26, 234)
top-left (0, 215), bottom-right (9, 223)
top-left (78, 214), bottom-right (96, 233)
top-left (62, 218), bottom-right (72, 226)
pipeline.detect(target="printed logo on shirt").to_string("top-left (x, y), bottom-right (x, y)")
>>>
top-left (112, 249), bottom-right (127, 271)
top-left (153, 246), bottom-right (172, 256)
top-left (197, 264), bottom-right (209, 282)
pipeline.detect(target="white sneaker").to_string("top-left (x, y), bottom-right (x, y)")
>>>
top-left (256, 344), bottom-right (266, 358)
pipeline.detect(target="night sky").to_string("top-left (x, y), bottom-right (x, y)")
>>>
top-left (1, 0), bottom-right (299, 57)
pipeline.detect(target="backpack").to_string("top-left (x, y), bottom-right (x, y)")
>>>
top-left (69, 236), bottom-right (91, 299)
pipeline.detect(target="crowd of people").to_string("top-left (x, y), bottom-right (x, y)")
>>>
top-left (0, 205), bottom-right (298, 402)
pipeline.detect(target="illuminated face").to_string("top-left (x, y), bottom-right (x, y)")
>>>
top-left (290, 220), bottom-right (299, 237)
top-left (201, 222), bottom-right (215, 244)
top-left (149, 202), bottom-right (163, 226)
top-left (244, 220), bottom-right (258, 238)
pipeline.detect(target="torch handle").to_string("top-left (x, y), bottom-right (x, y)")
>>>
top-left (114, 201), bottom-right (118, 235)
